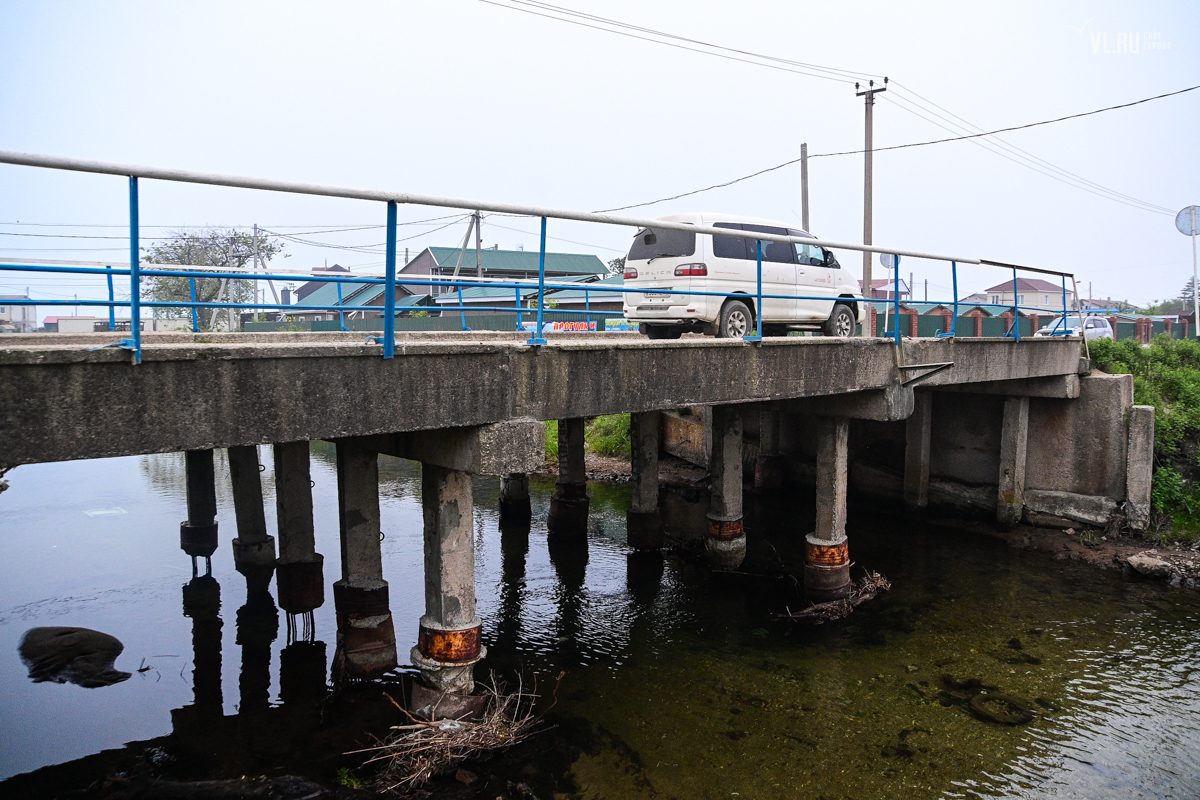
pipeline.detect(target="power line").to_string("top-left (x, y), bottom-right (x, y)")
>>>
top-left (595, 84), bottom-right (1198, 213)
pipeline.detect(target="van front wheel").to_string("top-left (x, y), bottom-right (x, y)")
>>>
top-left (717, 300), bottom-right (753, 338)
top-left (823, 303), bottom-right (856, 337)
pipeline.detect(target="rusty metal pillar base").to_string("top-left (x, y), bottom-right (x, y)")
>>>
top-left (333, 579), bottom-right (397, 680)
top-left (705, 516), bottom-right (746, 571)
top-left (804, 533), bottom-right (851, 602)
top-left (548, 482), bottom-right (589, 538)
top-left (754, 455), bottom-right (787, 492)
top-left (499, 473), bottom-right (532, 527)
top-left (626, 509), bottom-right (664, 550)
top-left (276, 555), bottom-right (325, 614)
top-left (411, 617), bottom-right (485, 697)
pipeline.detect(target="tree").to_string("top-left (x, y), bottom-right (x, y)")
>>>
top-left (607, 256), bottom-right (626, 276)
top-left (142, 228), bottom-right (285, 330)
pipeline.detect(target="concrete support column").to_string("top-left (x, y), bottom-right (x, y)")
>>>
top-left (228, 445), bottom-right (276, 589)
top-left (627, 411), bottom-right (663, 550)
top-left (1126, 405), bottom-right (1155, 531)
top-left (499, 473), bottom-right (532, 527)
top-left (805, 416), bottom-right (851, 602)
top-left (332, 441), bottom-right (396, 680)
top-left (706, 405), bottom-right (745, 570)
top-left (754, 409), bottom-right (786, 492)
top-left (548, 418), bottom-right (589, 538)
top-left (997, 396), bottom-right (1030, 529)
top-left (903, 393), bottom-right (933, 510)
top-left (273, 442), bottom-right (324, 616)
top-left (180, 449), bottom-right (219, 572)
top-left (412, 464), bottom-right (485, 710)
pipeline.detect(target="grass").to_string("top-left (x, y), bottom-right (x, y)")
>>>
top-left (1091, 335), bottom-right (1200, 540)
top-left (544, 414), bottom-right (632, 463)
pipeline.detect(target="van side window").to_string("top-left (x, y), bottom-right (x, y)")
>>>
top-left (712, 223), bottom-right (795, 263)
top-left (712, 223), bottom-right (747, 260)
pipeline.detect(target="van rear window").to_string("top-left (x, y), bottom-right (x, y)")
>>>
top-left (628, 227), bottom-right (696, 261)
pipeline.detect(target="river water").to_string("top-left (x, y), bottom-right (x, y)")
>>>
top-left (1, 447), bottom-right (1198, 798)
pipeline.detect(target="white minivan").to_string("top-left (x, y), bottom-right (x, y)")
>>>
top-left (621, 213), bottom-right (865, 339)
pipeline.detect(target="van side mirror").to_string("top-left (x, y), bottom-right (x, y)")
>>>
top-left (823, 249), bottom-right (839, 269)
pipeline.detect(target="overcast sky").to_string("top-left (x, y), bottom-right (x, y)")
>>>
top-left (1, 0), bottom-right (1197, 317)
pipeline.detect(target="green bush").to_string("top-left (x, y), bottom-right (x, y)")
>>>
top-left (586, 413), bottom-right (631, 457)
top-left (544, 420), bottom-right (559, 462)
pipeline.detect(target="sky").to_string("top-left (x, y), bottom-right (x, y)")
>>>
top-left (1, 0), bottom-right (1198, 319)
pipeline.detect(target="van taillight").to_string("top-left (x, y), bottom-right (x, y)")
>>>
top-left (674, 263), bottom-right (707, 276)
top-left (624, 267), bottom-right (638, 279)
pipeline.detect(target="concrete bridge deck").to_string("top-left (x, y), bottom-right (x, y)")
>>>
top-left (0, 331), bottom-right (1083, 467)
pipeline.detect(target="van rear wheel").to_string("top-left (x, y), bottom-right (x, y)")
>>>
top-left (717, 300), bottom-right (753, 338)
top-left (823, 303), bottom-right (855, 337)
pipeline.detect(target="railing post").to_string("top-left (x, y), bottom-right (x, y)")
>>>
top-left (527, 216), bottom-right (547, 345)
top-left (189, 276), bottom-right (199, 332)
top-left (1009, 266), bottom-right (1020, 340)
top-left (337, 279), bottom-right (346, 331)
top-left (384, 200), bottom-right (397, 358)
top-left (105, 266), bottom-right (116, 332)
top-left (128, 176), bottom-right (141, 363)
top-left (744, 240), bottom-right (763, 341)
top-left (515, 286), bottom-right (523, 331)
top-left (892, 254), bottom-right (901, 346)
top-left (458, 284), bottom-right (468, 331)
top-left (1060, 275), bottom-right (1068, 336)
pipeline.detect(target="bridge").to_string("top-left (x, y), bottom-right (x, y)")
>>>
top-left (0, 150), bottom-right (1154, 719)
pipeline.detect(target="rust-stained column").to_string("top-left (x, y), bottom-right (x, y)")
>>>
top-left (627, 411), bottom-right (664, 550)
top-left (997, 396), bottom-right (1029, 529)
top-left (903, 393), bottom-right (933, 510)
top-left (228, 445), bottom-right (276, 590)
top-left (181, 449), bottom-right (219, 574)
top-left (706, 405), bottom-right (745, 570)
top-left (805, 416), bottom-right (851, 601)
top-left (333, 441), bottom-right (396, 680)
top-left (273, 441), bottom-right (324, 618)
top-left (548, 418), bottom-right (589, 538)
top-left (754, 409), bottom-right (786, 492)
top-left (499, 473), bottom-right (532, 527)
top-left (412, 465), bottom-right (485, 716)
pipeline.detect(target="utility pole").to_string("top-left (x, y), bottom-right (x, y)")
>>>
top-left (856, 78), bottom-right (887, 333)
top-left (800, 142), bottom-right (810, 232)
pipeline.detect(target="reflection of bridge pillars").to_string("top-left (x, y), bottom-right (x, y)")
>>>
top-left (333, 441), bottom-right (396, 681)
top-left (755, 410), bottom-right (786, 492)
top-left (547, 418), bottom-right (589, 538)
top-left (492, 502), bottom-right (529, 663)
top-left (273, 442), bottom-right (325, 629)
top-left (175, 575), bottom-right (223, 725)
top-left (236, 584), bottom-right (279, 714)
top-left (805, 416), bottom-right (851, 602)
top-left (499, 473), bottom-right (532, 527)
top-left (180, 449), bottom-right (218, 575)
top-left (706, 405), bottom-right (746, 570)
top-left (228, 445), bottom-right (276, 593)
top-left (627, 411), bottom-right (664, 550)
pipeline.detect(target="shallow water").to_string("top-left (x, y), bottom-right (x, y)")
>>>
top-left (1, 447), bottom-right (1198, 798)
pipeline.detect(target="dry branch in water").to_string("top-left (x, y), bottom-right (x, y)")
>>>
top-left (348, 673), bottom-right (542, 795)
top-left (773, 570), bottom-right (892, 624)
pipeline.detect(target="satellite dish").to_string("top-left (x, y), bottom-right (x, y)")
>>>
top-left (1177, 206), bottom-right (1200, 236)
top-left (879, 253), bottom-right (899, 270)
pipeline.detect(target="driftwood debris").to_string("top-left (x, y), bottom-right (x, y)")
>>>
top-left (773, 570), bottom-right (892, 624)
top-left (350, 674), bottom-right (547, 795)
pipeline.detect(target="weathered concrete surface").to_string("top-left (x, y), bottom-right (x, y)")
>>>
top-left (359, 419), bottom-right (543, 476)
top-left (1023, 489), bottom-right (1117, 527)
top-left (661, 410), bottom-right (707, 465)
top-left (935, 374), bottom-right (1080, 398)
top-left (0, 332), bottom-right (1081, 467)
top-left (904, 392), bottom-right (933, 510)
top-left (1126, 405), bottom-right (1155, 531)
top-left (929, 393), bottom-right (1004, 486)
top-left (780, 384), bottom-right (914, 422)
top-left (1025, 373), bottom-right (1134, 500)
top-left (997, 396), bottom-right (1030, 529)
top-left (706, 405), bottom-right (745, 570)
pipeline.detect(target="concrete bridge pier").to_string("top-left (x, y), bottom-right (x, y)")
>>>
top-left (411, 464), bottom-right (486, 716)
top-left (997, 396), bottom-right (1029, 529)
top-left (499, 473), bottom-right (532, 527)
top-left (332, 441), bottom-right (397, 681)
top-left (805, 416), bottom-right (852, 602)
top-left (627, 411), bottom-right (664, 550)
top-left (227, 445), bottom-right (276, 592)
top-left (754, 410), bottom-right (786, 492)
top-left (273, 442), bottom-right (325, 620)
top-left (548, 418), bottom-right (589, 538)
top-left (903, 393), bottom-right (933, 510)
top-left (706, 405), bottom-right (746, 571)
top-left (181, 449), bottom-right (219, 576)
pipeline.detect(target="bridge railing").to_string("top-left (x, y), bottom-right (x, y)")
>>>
top-left (0, 149), bottom-right (1085, 362)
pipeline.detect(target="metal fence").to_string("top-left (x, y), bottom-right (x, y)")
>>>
top-left (0, 148), bottom-right (1088, 363)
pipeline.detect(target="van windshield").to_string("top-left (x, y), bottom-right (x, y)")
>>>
top-left (628, 227), bottom-right (696, 261)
